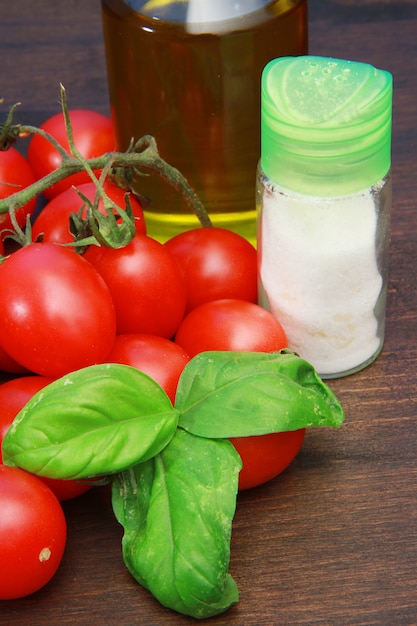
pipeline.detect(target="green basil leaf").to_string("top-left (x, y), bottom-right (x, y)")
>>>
top-left (112, 429), bottom-right (241, 619)
top-left (176, 350), bottom-right (344, 438)
top-left (2, 363), bottom-right (179, 480)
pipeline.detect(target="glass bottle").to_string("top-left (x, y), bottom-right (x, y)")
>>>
top-left (257, 56), bottom-right (393, 378)
top-left (101, 0), bottom-right (308, 244)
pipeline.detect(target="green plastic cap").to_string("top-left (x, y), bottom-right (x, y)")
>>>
top-left (261, 56), bottom-right (393, 195)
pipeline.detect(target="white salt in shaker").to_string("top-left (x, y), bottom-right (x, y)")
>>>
top-left (257, 56), bottom-right (393, 378)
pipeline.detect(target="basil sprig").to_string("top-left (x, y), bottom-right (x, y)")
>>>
top-left (2, 350), bottom-right (344, 619)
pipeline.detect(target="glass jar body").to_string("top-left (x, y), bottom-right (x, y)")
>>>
top-left (101, 0), bottom-right (308, 244)
top-left (257, 168), bottom-right (392, 378)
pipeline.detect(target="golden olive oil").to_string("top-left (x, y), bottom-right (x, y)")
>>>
top-left (101, 0), bottom-right (308, 243)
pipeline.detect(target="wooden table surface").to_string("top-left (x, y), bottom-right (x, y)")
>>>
top-left (1, 1), bottom-right (416, 624)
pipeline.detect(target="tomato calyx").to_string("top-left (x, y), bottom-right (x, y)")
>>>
top-left (0, 101), bottom-right (22, 151)
top-left (1, 209), bottom-right (33, 252)
top-left (66, 170), bottom-right (138, 253)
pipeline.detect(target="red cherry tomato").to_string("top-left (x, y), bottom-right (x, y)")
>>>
top-left (230, 429), bottom-right (306, 490)
top-left (0, 376), bottom-right (55, 456)
top-left (0, 243), bottom-right (116, 378)
top-left (0, 465), bottom-right (67, 599)
top-left (84, 234), bottom-right (186, 338)
top-left (32, 180), bottom-right (146, 244)
top-left (106, 334), bottom-right (190, 403)
top-left (0, 376), bottom-right (93, 501)
top-left (0, 147), bottom-right (37, 238)
top-left (39, 476), bottom-right (95, 502)
top-left (165, 227), bottom-right (258, 312)
top-left (27, 110), bottom-right (115, 199)
top-left (175, 299), bottom-right (287, 358)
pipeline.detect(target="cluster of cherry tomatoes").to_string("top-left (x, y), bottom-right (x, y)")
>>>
top-left (0, 109), bottom-right (304, 600)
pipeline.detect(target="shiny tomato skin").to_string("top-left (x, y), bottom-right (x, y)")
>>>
top-left (230, 429), bottom-right (306, 490)
top-left (84, 234), bottom-right (186, 338)
top-left (165, 227), bottom-right (258, 313)
top-left (27, 110), bottom-right (115, 199)
top-left (32, 181), bottom-right (146, 244)
top-left (0, 465), bottom-right (67, 599)
top-left (0, 243), bottom-right (117, 378)
top-left (0, 376), bottom-right (93, 500)
top-left (106, 334), bottom-right (190, 404)
top-left (0, 147), bottom-right (37, 237)
top-left (174, 298), bottom-right (288, 358)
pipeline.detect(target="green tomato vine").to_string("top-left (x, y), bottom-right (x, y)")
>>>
top-left (0, 84), bottom-right (212, 251)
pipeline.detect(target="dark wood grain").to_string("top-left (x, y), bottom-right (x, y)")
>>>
top-left (1, 1), bottom-right (416, 624)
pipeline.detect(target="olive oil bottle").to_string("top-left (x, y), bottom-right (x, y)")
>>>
top-left (101, 0), bottom-right (308, 243)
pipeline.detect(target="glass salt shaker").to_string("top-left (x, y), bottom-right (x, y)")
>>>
top-left (257, 56), bottom-right (393, 378)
